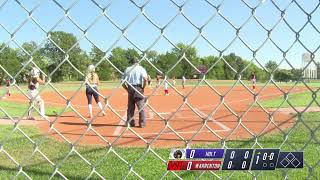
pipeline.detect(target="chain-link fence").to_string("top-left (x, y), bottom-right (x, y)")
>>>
top-left (0, 0), bottom-right (319, 179)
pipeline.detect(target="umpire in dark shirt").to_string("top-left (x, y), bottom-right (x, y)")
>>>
top-left (121, 57), bottom-right (148, 128)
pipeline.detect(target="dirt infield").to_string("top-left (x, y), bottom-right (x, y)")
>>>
top-left (5, 85), bottom-right (308, 148)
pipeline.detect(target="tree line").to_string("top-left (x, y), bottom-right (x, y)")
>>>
top-left (0, 31), bottom-right (311, 84)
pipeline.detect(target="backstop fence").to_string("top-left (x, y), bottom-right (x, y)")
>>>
top-left (0, 0), bottom-right (319, 179)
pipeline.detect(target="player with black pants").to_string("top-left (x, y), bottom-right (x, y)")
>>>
top-left (85, 65), bottom-right (106, 118)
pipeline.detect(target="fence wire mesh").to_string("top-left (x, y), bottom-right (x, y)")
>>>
top-left (0, 0), bottom-right (319, 179)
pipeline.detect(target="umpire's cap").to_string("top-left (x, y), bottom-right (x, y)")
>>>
top-left (130, 57), bottom-right (139, 64)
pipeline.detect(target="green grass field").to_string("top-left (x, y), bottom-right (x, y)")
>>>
top-left (1, 80), bottom-right (319, 95)
top-left (260, 91), bottom-right (320, 108)
top-left (0, 80), bottom-right (319, 179)
top-left (0, 112), bottom-right (318, 179)
top-left (0, 101), bottom-right (69, 118)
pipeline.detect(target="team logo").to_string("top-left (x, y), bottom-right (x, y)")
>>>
top-left (170, 149), bottom-right (186, 159)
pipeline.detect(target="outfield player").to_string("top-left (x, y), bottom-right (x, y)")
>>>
top-left (5, 78), bottom-right (11, 97)
top-left (164, 80), bottom-right (169, 95)
top-left (85, 65), bottom-right (106, 119)
top-left (182, 75), bottom-right (186, 89)
top-left (156, 74), bottom-right (161, 87)
top-left (27, 67), bottom-right (47, 120)
top-left (250, 72), bottom-right (257, 91)
top-left (172, 76), bottom-right (176, 87)
top-left (147, 74), bottom-right (152, 86)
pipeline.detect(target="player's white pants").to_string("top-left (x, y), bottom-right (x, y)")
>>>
top-left (28, 90), bottom-right (45, 118)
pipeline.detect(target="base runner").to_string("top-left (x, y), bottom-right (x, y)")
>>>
top-left (85, 65), bottom-right (106, 119)
top-left (172, 76), bottom-right (176, 87)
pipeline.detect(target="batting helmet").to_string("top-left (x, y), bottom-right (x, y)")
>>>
top-left (30, 67), bottom-right (40, 78)
top-left (87, 65), bottom-right (95, 73)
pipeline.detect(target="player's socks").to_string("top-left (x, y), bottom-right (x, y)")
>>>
top-left (39, 100), bottom-right (46, 119)
top-left (88, 104), bottom-right (93, 118)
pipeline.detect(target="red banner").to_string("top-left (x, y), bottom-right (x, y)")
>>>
top-left (167, 160), bottom-right (221, 171)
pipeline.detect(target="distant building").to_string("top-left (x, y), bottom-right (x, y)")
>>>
top-left (302, 53), bottom-right (318, 79)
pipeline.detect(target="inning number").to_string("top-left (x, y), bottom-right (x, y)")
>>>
top-left (256, 155), bottom-right (259, 164)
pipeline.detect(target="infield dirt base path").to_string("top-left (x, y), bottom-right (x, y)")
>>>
top-left (4, 85), bottom-right (310, 148)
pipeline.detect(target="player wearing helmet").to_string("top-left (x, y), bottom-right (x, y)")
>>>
top-left (27, 67), bottom-right (47, 120)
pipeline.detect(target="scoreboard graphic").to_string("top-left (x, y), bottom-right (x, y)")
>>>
top-left (167, 148), bottom-right (303, 171)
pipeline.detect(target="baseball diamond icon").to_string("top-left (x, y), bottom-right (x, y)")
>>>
top-left (277, 152), bottom-right (303, 168)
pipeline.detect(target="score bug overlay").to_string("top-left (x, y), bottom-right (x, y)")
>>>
top-left (167, 148), bottom-right (303, 171)
top-left (168, 148), bottom-right (224, 171)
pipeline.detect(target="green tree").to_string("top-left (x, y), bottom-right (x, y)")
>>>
top-left (109, 47), bottom-right (130, 79)
top-left (274, 69), bottom-right (293, 82)
top-left (223, 53), bottom-right (238, 80)
top-left (265, 60), bottom-right (278, 72)
top-left (171, 43), bottom-right (200, 78)
top-left (19, 42), bottom-right (48, 75)
top-left (155, 52), bottom-right (178, 76)
top-left (140, 50), bottom-right (158, 77)
top-left (42, 31), bottom-right (84, 82)
top-left (90, 46), bottom-right (113, 80)
top-left (290, 68), bottom-right (303, 81)
top-left (0, 44), bottom-right (20, 83)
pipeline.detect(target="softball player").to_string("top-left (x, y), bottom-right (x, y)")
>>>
top-left (156, 74), bottom-right (161, 87)
top-left (147, 74), bottom-right (152, 86)
top-left (164, 81), bottom-right (169, 95)
top-left (27, 67), bottom-right (47, 120)
top-left (5, 79), bottom-right (11, 97)
top-left (250, 72), bottom-right (257, 91)
top-left (85, 65), bottom-right (106, 118)
top-left (172, 76), bottom-right (176, 87)
top-left (182, 75), bottom-right (186, 89)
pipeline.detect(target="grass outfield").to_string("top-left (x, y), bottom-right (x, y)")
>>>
top-left (0, 112), bottom-right (318, 179)
top-left (1, 80), bottom-right (319, 95)
top-left (260, 91), bottom-right (320, 108)
top-left (0, 101), bottom-right (69, 118)
top-left (0, 80), bottom-right (318, 178)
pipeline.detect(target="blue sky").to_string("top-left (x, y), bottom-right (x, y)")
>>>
top-left (0, 0), bottom-right (319, 69)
